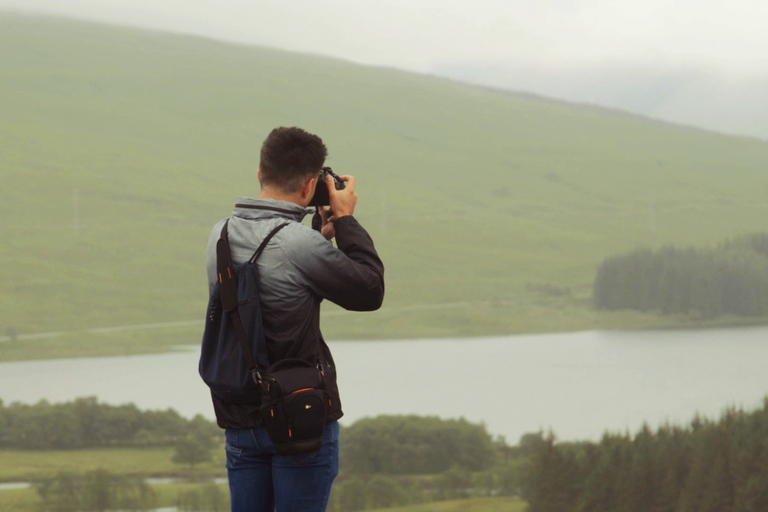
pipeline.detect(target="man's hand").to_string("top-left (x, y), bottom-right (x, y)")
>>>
top-left (328, 174), bottom-right (357, 219)
top-left (318, 207), bottom-right (336, 240)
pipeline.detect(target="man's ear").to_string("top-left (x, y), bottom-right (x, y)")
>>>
top-left (302, 175), bottom-right (318, 200)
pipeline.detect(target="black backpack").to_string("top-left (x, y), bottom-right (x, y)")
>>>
top-left (199, 219), bottom-right (328, 454)
top-left (198, 219), bottom-right (284, 403)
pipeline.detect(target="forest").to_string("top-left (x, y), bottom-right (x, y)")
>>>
top-left (594, 233), bottom-right (768, 318)
top-left (521, 398), bottom-right (768, 512)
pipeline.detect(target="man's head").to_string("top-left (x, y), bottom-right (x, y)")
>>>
top-left (258, 127), bottom-right (327, 200)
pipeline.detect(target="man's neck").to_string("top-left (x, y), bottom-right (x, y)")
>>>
top-left (259, 188), bottom-right (307, 207)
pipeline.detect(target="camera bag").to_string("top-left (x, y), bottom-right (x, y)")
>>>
top-left (199, 219), bottom-right (328, 455)
top-left (257, 358), bottom-right (328, 455)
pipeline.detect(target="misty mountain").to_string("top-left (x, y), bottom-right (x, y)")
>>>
top-left (435, 62), bottom-right (768, 141)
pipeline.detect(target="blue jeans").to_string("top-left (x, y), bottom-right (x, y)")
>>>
top-left (225, 421), bottom-right (339, 512)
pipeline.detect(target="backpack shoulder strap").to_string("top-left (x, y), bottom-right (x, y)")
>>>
top-left (216, 219), bottom-right (292, 376)
top-left (250, 222), bottom-right (291, 263)
top-left (216, 219), bottom-right (237, 312)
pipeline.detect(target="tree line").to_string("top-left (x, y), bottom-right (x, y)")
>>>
top-left (593, 233), bottom-right (768, 318)
top-left (11, 395), bottom-right (768, 512)
top-left (521, 398), bottom-right (768, 512)
top-left (328, 415), bottom-right (522, 511)
top-left (0, 396), bottom-right (219, 449)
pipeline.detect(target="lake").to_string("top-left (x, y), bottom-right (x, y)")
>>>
top-left (1, 327), bottom-right (768, 443)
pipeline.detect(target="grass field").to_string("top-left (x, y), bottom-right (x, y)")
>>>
top-left (0, 488), bottom-right (522, 512)
top-left (0, 446), bottom-right (522, 512)
top-left (0, 481), bottom-right (231, 512)
top-left (0, 488), bottom-right (38, 512)
top-left (0, 447), bottom-right (225, 482)
top-left (2, 13), bottom-right (768, 361)
top-left (366, 497), bottom-right (526, 512)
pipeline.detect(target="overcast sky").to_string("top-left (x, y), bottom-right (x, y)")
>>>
top-left (3, 0), bottom-right (768, 137)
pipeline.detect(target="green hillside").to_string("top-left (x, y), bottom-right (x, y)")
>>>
top-left (2, 13), bottom-right (768, 360)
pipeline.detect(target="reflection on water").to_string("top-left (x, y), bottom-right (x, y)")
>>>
top-left (1, 327), bottom-right (768, 443)
top-left (0, 482), bottom-right (31, 490)
top-left (0, 478), bottom-right (227, 492)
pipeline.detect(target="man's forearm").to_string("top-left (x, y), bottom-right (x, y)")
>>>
top-left (332, 216), bottom-right (385, 310)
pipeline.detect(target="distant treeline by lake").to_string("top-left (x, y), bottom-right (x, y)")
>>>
top-left (0, 396), bottom-right (218, 450)
top-left (594, 233), bottom-right (768, 318)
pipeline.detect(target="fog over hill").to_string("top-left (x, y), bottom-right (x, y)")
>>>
top-left (1, 0), bottom-right (767, 141)
top-left (436, 62), bottom-right (768, 141)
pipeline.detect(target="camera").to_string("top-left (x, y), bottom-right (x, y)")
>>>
top-left (309, 167), bottom-right (346, 207)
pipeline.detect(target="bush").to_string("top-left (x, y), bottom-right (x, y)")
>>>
top-left (36, 469), bottom-right (156, 511)
top-left (329, 477), bottom-right (368, 512)
top-left (341, 415), bottom-right (496, 475)
top-left (177, 483), bottom-right (226, 512)
top-left (367, 475), bottom-right (410, 508)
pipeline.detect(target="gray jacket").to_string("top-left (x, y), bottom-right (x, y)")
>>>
top-left (205, 197), bottom-right (385, 428)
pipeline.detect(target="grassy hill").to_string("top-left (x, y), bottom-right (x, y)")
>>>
top-left (2, 13), bottom-right (768, 360)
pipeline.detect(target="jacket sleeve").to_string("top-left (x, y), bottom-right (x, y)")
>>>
top-left (287, 215), bottom-right (385, 311)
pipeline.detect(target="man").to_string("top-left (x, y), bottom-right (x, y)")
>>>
top-left (205, 126), bottom-right (385, 512)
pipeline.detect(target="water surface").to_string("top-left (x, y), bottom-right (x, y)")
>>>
top-left (1, 328), bottom-right (767, 442)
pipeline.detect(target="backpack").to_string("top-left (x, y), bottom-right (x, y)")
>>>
top-left (199, 219), bottom-right (329, 454)
top-left (198, 219), bottom-right (286, 403)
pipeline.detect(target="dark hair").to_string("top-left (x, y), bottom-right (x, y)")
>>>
top-left (259, 127), bottom-right (328, 194)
